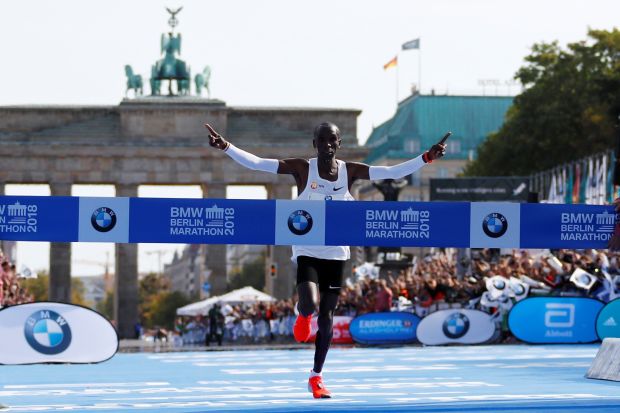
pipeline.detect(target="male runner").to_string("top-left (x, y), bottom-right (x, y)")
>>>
top-left (205, 122), bottom-right (445, 398)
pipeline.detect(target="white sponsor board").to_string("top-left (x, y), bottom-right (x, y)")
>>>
top-left (0, 302), bottom-right (118, 364)
top-left (416, 309), bottom-right (497, 345)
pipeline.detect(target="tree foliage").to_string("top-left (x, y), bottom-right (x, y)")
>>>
top-left (20, 272), bottom-right (86, 305)
top-left (464, 29), bottom-right (620, 176)
top-left (227, 254), bottom-right (266, 292)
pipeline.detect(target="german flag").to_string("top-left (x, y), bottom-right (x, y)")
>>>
top-left (383, 56), bottom-right (397, 70)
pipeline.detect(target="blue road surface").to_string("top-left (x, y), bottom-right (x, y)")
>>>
top-left (1, 345), bottom-right (620, 412)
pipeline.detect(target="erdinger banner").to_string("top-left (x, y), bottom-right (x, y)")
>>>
top-left (508, 297), bottom-right (603, 344)
top-left (349, 312), bottom-right (421, 345)
top-left (596, 299), bottom-right (620, 340)
top-left (416, 309), bottom-right (496, 345)
top-left (0, 302), bottom-right (118, 364)
top-left (309, 316), bottom-right (353, 344)
top-left (0, 196), bottom-right (615, 249)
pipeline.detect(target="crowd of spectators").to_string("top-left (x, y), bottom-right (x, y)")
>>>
top-left (174, 247), bottom-right (620, 345)
top-left (0, 252), bottom-right (33, 308)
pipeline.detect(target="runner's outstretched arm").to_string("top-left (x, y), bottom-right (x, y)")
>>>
top-left (347, 142), bottom-right (446, 182)
top-left (204, 123), bottom-right (304, 175)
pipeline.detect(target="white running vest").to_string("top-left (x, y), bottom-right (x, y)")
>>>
top-left (292, 158), bottom-right (355, 261)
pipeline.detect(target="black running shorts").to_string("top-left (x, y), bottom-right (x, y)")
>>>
top-left (296, 255), bottom-right (345, 293)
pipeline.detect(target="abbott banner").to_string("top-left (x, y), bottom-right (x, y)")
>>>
top-left (416, 309), bottom-right (497, 345)
top-left (508, 297), bottom-right (603, 344)
top-left (349, 312), bottom-right (421, 345)
top-left (0, 302), bottom-right (118, 364)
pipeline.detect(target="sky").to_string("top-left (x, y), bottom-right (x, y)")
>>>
top-left (1, 0), bottom-right (618, 276)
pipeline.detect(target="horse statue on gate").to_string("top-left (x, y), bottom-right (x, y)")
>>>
top-left (195, 66), bottom-right (211, 98)
top-left (177, 66), bottom-right (191, 96)
top-left (124, 65), bottom-right (143, 97)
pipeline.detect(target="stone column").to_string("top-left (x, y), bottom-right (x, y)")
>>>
top-left (201, 183), bottom-right (228, 296)
top-left (49, 182), bottom-right (72, 303)
top-left (267, 183), bottom-right (294, 299)
top-left (114, 183), bottom-right (138, 339)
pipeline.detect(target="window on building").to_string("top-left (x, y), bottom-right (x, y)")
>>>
top-left (404, 139), bottom-right (420, 153)
top-left (437, 167), bottom-right (449, 178)
top-left (446, 140), bottom-right (461, 154)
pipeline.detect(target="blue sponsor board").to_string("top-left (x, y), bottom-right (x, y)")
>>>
top-left (508, 297), bottom-right (603, 344)
top-left (0, 196), bottom-right (78, 242)
top-left (325, 201), bottom-right (470, 247)
top-left (349, 312), bottom-right (420, 345)
top-left (520, 204), bottom-right (615, 249)
top-left (596, 299), bottom-right (620, 340)
top-left (129, 198), bottom-right (276, 245)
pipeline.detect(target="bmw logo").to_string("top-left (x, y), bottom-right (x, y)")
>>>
top-left (442, 312), bottom-right (470, 339)
top-left (91, 207), bottom-right (117, 232)
top-left (24, 310), bottom-right (72, 355)
top-left (482, 212), bottom-right (508, 238)
top-left (288, 210), bottom-right (313, 235)
top-left (493, 279), bottom-right (506, 290)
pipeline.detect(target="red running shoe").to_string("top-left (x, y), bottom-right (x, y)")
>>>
top-left (293, 314), bottom-right (312, 342)
top-left (308, 375), bottom-right (331, 399)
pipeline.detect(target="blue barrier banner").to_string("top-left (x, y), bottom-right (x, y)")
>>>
top-left (349, 312), bottom-right (421, 345)
top-left (129, 198), bottom-right (276, 245)
top-left (416, 309), bottom-right (497, 345)
top-left (0, 196), bottom-right (616, 248)
top-left (596, 299), bottom-right (620, 340)
top-left (508, 297), bottom-right (603, 344)
top-left (326, 201), bottom-right (470, 247)
top-left (0, 302), bottom-right (118, 364)
top-left (521, 204), bottom-right (615, 249)
top-left (0, 196), bottom-right (78, 242)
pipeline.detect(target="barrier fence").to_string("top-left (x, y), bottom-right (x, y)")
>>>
top-left (0, 196), bottom-right (616, 249)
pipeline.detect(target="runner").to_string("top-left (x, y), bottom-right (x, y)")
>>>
top-left (205, 121), bottom-right (446, 398)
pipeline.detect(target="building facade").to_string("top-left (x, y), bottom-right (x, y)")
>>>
top-left (361, 93), bottom-right (514, 201)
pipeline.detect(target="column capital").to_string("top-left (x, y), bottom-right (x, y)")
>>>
top-left (267, 183), bottom-right (291, 200)
top-left (202, 183), bottom-right (226, 199)
top-left (49, 182), bottom-right (72, 196)
top-left (115, 183), bottom-right (138, 198)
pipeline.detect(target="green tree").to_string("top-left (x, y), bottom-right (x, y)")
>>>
top-left (149, 291), bottom-right (190, 329)
top-left (464, 29), bottom-right (620, 176)
top-left (228, 254), bottom-right (266, 292)
top-left (139, 273), bottom-right (172, 328)
top-left (20, 272), bottom-right (48, 301)
top-left (71, 277), bottom-right (86, 306)
top-left (20, 272), bottom-right (85, 305)
top-left (96, 291), bottom-right (114, 319)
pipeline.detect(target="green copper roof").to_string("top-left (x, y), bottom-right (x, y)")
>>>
top-left (364, 94), bottom-right (513, 163)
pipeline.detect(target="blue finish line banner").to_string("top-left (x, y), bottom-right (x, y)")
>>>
top-left (0, 196), bottom-right (615, 248)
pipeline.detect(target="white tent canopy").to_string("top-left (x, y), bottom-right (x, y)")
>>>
top-left (218, 286), bottom-right (275, 304)
top-left (176, 286), bottom-right (275, 316)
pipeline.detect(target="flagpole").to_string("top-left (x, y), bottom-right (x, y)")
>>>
top-left (396, 54), bottom-right (400, 106)
top-left (418, 48), bottom-right (422, 94)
